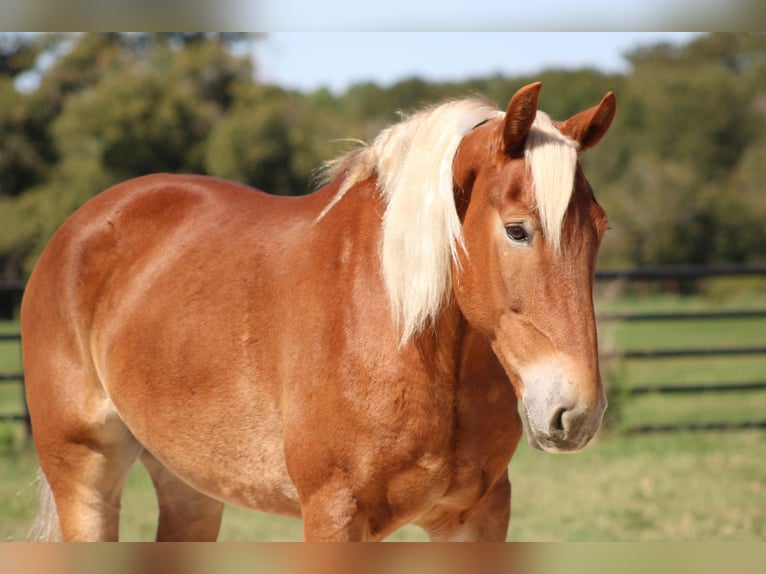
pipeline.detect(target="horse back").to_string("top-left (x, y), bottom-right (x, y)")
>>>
top-left (23, 173), bottom-right (300, 374)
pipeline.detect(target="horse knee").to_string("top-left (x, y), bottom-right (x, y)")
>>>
top-left (423, 475), bottom-right (511, 542)
top-left (300, 483), bottom-right (367, 541)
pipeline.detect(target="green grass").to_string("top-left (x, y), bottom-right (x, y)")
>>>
top-left (507, 430), bottom-right (766, 541)
top-left (0, 446), bottom-right (39, 541)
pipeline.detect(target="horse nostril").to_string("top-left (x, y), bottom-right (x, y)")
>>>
top-left (550, 406), bottom-right (568, 434)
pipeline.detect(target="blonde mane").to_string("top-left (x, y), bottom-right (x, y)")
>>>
top-left (524, 111), bottom-right (578, 254)
top-left (318, 98), bottom-right (576, 345)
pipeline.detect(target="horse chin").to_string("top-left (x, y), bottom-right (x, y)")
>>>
top-left (525, 430), bottom-right (547, 452)
top-left (525, 430), bottom-right (590, 454)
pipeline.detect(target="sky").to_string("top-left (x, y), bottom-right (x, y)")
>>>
top-left (253, 1), bottom-right (743, 32)
top-left (252, 32), bottom-right (704, 95)
top-left (0, 0), bottom-right (758, 33)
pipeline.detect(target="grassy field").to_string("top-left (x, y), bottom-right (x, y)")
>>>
top-left (1, 288), bottom-right (765, 541)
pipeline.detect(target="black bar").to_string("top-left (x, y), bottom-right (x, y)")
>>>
top-left (630, 381), bottom-right (766, 395)
top-left (628, 420), bottom-right (766, 433)
top-left (602, 346), bottom-right (766, 360)
top-left (0, 281), bottom-right (25, 294)
top-left (596, 265), bottom-right (766, 281)
top-left (598, 310), bottom-right (766, 322)
top-left (0, 413), bottom-right (30, 423)
top-left (0, 371), bottom-right (23, 382)
top-left (0, 333), bottom-right (20, 341)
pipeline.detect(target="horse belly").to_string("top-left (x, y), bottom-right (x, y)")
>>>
top-left (100, 344), bottom-right (302, 516)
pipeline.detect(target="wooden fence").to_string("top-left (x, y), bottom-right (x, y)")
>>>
top-left (2, 265), bottom-right (766, 434)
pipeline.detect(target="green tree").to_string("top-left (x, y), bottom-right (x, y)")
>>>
top-left (598, 33), bottom-right (766, 267)
top-left (0, 34), bottom-right (66, 199)
top-left (713, 139), bottom-right (766, 263)
top-left (205, 85), bottom-right (327, 195)
top-left (52, 70), bottom-right (218, 180)
top-left (0, 33), bottom-right (45, 78)
top-left (0, 33), bottom-right (259, 279)
top-left (0, 79), bottom-right (48, 197)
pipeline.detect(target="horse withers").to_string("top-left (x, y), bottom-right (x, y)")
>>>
top-left (22, 82), bottom-right (616, 541)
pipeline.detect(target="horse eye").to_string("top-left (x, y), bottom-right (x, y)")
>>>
top-left (505, 224), bottom-right (529, 243)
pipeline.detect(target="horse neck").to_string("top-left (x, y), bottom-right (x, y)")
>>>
top-left (411, 297), bottom-right (503, 394)
top-left (315, 173), bottom-right (500, 391)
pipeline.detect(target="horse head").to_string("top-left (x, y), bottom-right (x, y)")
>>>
top-left (452, 82), bottom-right (616, 452)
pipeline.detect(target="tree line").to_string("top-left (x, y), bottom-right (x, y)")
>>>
top-left (1, 32), bottom-right (765, 281)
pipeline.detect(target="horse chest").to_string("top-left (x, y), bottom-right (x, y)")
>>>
top-left (439, 382), bottom-right (522, 499)
top-left (384, 382), bottom-right (521, 510)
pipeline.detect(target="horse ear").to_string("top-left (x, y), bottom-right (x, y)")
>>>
top-left (502, 82), bottom-right (542, 154)
top-left (557, 92), bottom-right (617, 151)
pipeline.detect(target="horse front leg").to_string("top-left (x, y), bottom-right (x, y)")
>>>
top-left (421, 471), bottom-right (512, 542)
top-left (299, 479), bottom-right (369, 541)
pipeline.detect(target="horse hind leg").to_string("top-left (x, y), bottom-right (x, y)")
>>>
top-left (31, 401), bottom-right (143, 541)
top-left (140, 451), bottom-right (225, 541)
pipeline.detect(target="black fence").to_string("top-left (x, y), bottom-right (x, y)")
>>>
top-left (2, 265), bottom-right (766, 434)
top-left (594, 265), bottom-right (766, 433)
top-left (596, 263), bottom-right (766, 280)
top-left (0, 295), bottom-right (28, 430)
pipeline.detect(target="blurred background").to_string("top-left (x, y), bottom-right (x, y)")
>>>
top-left (0, 32), bottom-right (764, 541)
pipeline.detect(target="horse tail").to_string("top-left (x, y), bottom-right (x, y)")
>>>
top-left (27, 469), bottom-right (62, 541)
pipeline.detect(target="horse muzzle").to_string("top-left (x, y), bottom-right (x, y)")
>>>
top-left (518, 360), bottom-right (607, 453)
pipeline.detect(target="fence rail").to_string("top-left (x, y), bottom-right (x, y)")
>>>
top-left (2, 265), bottom-right (766, 433)
top-left (595, 264), bottom-right (766, 280)
top-left (629, 381), bottom-right (766, 395)
top-left (629, 421), bottom-right (766, 434)
top-left (598, 309), bottom-right (766, 322)
top-left (602, 345), bottom-right (766, 360)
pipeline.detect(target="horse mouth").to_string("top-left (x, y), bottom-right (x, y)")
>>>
top-left (525, 428), bottom-right (593, 453)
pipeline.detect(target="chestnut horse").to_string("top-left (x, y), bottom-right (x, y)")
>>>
top-left (22, 82), bottom-right (616, 541)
